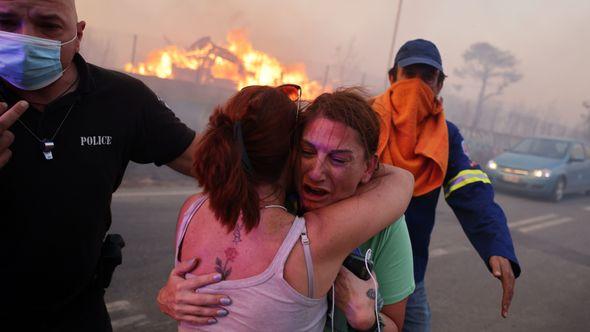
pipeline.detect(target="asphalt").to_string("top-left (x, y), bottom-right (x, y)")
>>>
top-left (105, 186), bottom-right (590, 331)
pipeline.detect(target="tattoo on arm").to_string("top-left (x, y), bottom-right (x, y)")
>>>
top-left (362, 289), bottom-right (387, 330)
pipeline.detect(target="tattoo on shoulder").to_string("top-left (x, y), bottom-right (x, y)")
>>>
top-left (215, 223), bottom-right (243, 280)
top-left (232, 223), bottom-right (243, 245)
top-left (215, 247), bottom-right (239, 279)
top-left (367, 288), bottom-right (376, 300)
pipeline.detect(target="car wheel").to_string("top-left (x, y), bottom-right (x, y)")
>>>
top-left (551, 178), bottom-right (566, 202)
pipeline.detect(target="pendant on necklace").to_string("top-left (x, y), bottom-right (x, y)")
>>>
top-left (41, 139), bottom-right (55, 160)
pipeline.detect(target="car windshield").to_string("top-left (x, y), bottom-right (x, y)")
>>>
top-left (511, 138), bottom-right (569, 159)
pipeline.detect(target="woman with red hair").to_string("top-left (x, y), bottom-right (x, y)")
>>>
top-left (173, 85), bottom-right (413, 331)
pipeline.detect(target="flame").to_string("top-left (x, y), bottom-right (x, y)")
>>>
top-left (125, 29), bottom-right (325, 99)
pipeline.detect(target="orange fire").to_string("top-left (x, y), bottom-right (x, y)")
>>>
top-left (125, 30), bottom-right (325, 99)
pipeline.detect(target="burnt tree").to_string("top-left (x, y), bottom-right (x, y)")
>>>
top-left (455, 42), bottom-right (522, 129)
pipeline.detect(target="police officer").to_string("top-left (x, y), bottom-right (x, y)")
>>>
top-left (0, 0), bottom-right (228, 330)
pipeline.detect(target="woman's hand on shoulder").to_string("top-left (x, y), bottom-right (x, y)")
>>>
top-left (158, 258), bottom-right (232, 325)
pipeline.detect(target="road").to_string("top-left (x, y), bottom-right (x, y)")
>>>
top-left (105, 186), bottom-right (590, 331)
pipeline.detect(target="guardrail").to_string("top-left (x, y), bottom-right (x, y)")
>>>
top-left (458, 126), bottom-right (525, 165)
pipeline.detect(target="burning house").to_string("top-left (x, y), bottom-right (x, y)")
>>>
top-left (117, 30), bottom-right (325, 186)
top-left (125, 29), bottom-right (324, 99)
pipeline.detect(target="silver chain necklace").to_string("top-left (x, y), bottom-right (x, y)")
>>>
top-left (17, 101), bottom-right (76, 160)
top-left (11, 74), bottom-right (80, 161)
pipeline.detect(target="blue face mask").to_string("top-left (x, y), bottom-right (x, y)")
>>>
top-left (0, 31), bottom-right (77, 91)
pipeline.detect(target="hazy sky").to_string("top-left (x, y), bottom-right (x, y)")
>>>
top-left (77, 0), bottom-right (590, 124)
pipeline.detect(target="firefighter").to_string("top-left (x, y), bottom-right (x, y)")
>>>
top-left (370, 39), bottom-right (521, 331)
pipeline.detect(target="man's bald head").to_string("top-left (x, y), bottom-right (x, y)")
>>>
top-left (61, 0), bottom-right (78, 22)
top-left (0, 0), bottom-right (85, 90)
top-left (0, 0), bottom-right (79, 30)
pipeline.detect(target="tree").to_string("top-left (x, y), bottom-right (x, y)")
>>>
top-left (332, 37), bottom-right (360, 86)
top-left (454, 42), bottom-right (522, 129)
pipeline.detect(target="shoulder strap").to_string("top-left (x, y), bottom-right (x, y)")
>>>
top-left (273, 217), bottom-right (315, 298)
top-left (175, 195), bottom-right (208, 262)
top-left (300, 223), bottom-right (315, 298)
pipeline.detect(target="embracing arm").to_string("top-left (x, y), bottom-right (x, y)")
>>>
top-left (157, 194), bottom-right (232, 325)
top-left (305, 164), bottom-right (413, 294)
top-left (167, 136), bottom-right (199, 176)
top-left (308, 164), bottom-right (413, 259)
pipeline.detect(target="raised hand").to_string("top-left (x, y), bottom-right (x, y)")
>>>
top-left (0, 101), bottom-right (28, 168)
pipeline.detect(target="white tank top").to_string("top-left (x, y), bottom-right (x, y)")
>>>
top-left (175, 196), bottom-right (327, 331)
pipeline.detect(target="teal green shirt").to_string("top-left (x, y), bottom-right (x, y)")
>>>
top-left (326, 216), bottom-right (415, 331)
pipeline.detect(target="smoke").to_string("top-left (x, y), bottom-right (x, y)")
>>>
top-left (77, 0), bottom-right (590, 124)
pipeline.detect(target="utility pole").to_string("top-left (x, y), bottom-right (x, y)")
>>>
top-left (131, 34), bottom-right (138, 65)
top-left (101, 40), bottom-right (111, 67)
top-left (583, 101), bottom-right (590, 140)
top-left (321, 65), bottom-right (330, 92)
top-left (385, 0), bottom-right (404, 89)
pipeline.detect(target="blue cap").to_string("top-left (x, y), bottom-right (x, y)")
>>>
top-left (394, 39), bottom-right (444, 73)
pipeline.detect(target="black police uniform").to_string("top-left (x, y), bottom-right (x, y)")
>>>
top-left (0, 54), bottom-right (195, 331)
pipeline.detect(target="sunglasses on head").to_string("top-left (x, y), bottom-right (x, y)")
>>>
top-left (277, 84), bottom-right (302, 121)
